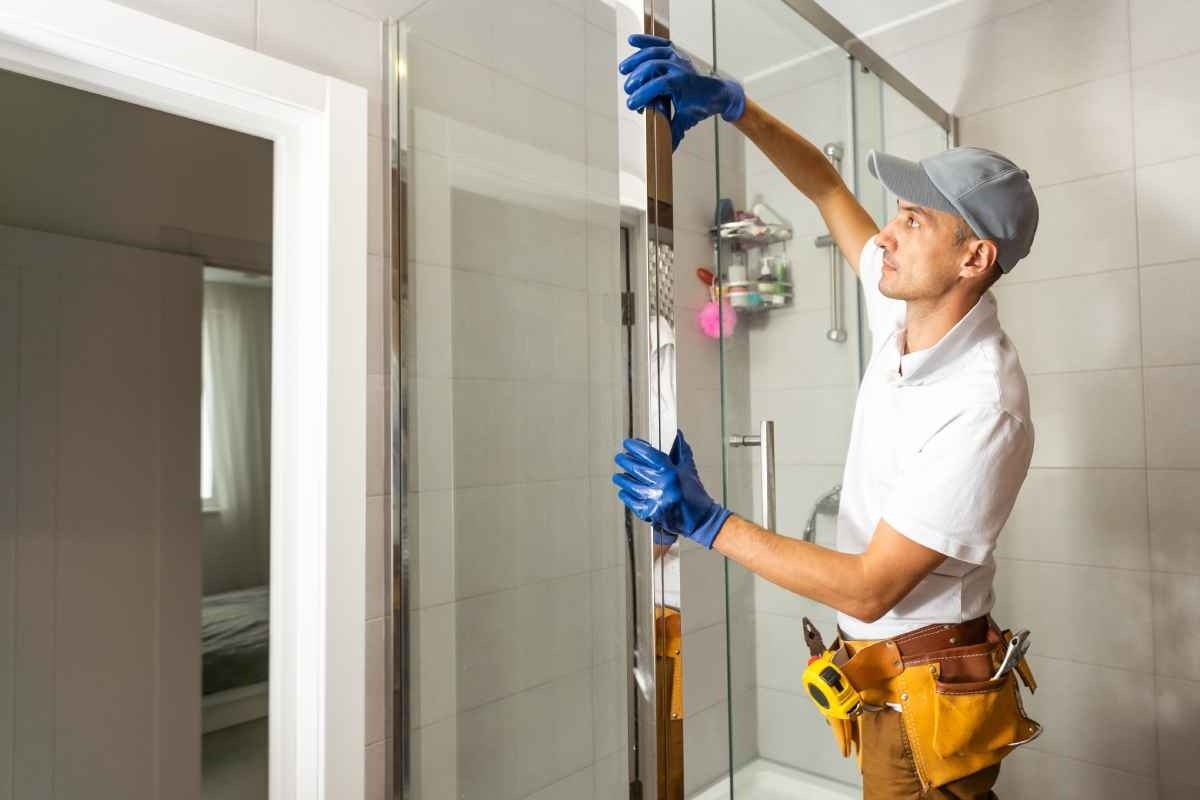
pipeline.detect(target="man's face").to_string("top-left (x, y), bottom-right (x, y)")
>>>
top-left (874, 199), bottom-right (970, 302)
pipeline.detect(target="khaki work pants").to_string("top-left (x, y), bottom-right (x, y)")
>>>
top-left (859, 709), bottom-right (1001, 800)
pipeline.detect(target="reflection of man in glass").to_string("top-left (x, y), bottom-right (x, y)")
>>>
top-left (614, 35), bottom-right (1040, 800)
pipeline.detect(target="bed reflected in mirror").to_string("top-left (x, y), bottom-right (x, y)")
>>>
top-left (200, 267), bottom-right (272, 799)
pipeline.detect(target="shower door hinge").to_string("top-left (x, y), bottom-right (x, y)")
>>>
top-left (620, 292), bottom-right (635, 327)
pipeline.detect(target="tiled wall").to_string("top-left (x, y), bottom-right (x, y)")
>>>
top-left (856, 1), bottom-right (1200, 797)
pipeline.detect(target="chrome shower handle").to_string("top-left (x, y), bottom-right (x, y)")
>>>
top-left (728, 420), bottom-right (776, 531)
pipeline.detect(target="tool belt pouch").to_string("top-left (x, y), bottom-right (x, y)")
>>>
top-left (901, 635), bottom-right (1041, 789)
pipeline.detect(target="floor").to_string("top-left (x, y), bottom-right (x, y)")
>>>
top-left (202, 718), bottom-right (268, 800)
top-left (691, 758), bottom-right (859, 800)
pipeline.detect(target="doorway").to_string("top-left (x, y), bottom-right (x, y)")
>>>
top-left (0, 4), bottom-right (369, 796)
top-left (1, 66), bottom-right (274, 799)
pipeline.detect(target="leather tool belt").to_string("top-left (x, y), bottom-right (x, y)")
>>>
top-left (823, 616), bottom-right (1041, 790)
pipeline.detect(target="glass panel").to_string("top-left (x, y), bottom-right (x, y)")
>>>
top-left (665, 3), bottom-right (954, 799)
top-left (391, 5), bottom-right (631, 798)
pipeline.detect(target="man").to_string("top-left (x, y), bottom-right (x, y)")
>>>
top-left (613, 35), bottom-right (1040, 799)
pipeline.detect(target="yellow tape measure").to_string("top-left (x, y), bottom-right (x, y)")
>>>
top-left (802, 651), bottom-right (863, 720)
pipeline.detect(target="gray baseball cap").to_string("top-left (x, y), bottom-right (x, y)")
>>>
top-left (867, 146), bottom-right (1039, 273)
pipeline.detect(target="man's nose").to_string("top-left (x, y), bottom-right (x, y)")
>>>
top-left (876, 222), bottom-right (897, 250)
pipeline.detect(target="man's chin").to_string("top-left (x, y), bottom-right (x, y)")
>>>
top-left (878, 276), bottom-right (905, 301)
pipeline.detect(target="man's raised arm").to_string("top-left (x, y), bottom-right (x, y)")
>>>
top-left (733, 99), bottom-right (879, 276)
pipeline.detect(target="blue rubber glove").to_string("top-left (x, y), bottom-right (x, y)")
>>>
top-left (618, 34), bottom-right (746, 150)
top-left (613, 430), bottom-right (732, 549)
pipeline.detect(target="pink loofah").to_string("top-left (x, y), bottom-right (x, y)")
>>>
top-left (698, 299), bottom-right (737, 338)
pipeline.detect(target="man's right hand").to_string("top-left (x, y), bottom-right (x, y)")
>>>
top-left (618, 34), bottom-right (745, 150)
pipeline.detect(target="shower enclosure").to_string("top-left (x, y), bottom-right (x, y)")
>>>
top-left (386, 1), bottom-right (954, 797)
top-left (661, 2), bottom-right (956, 795)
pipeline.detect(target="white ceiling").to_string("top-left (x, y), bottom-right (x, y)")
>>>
top-left (668, 0), bottom-right (954, 80)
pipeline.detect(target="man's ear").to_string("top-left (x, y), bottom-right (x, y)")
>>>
top-left (961, 238), bottom-right (999, 278)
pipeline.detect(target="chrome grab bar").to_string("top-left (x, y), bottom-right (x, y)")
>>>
top-left (815, 233), bottom-right (847, 343)
top-left (728, 420), bottom-right (776, 531)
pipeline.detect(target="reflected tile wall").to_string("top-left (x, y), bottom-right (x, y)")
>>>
top-left (403, 1), bottom-right (631, 798)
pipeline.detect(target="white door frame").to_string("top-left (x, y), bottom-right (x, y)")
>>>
top-left (0, 2), bottom-right (368, 798)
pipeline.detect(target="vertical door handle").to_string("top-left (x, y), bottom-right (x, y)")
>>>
top-left (728, 419), bottom-right (776, 531)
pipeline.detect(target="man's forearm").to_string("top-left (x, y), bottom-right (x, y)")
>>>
top-left (711, 513), bottom-right (883, 622)
top-left (733, 98), bottom-right (845, 203)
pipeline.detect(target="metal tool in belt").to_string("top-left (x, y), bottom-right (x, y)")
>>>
top-left (801, 617), bottom-right (863, 720)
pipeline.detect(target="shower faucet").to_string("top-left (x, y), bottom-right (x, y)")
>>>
top-left (803, 483), bottom-right (841, 543)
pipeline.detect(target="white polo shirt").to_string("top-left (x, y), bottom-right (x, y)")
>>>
top-left (836, 236), bottom-right (1035, 640)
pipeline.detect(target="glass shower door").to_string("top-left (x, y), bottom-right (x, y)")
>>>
top-left (702, 4), bottom-right (954, 796)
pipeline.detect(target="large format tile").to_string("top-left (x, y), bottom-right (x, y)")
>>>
top-left (511, 670), bottom-right (595, 797)
top-left (366, 494), bottom-right (386, 620)
top-left (367, 373), bottom-right (387, 496)
top-left (369, 133), bottom-right (384, 252)
top-left (454, 588), bottom-right (520, 711)
top-left (889, 0), bottom-right (1129, 118)
top-left (752, 386), bottom-right (856, 467)
top-left (1020, 655), bottom-right (1157, 778)
top-left (1152, 571), bottom-right (1200, 681)
top-left (412, 151), bottom-right (450, 267)
top-left (452, 484), bottom-right (521, 598)
top-left (414, 602), bottom-right (457, 727)
top-left (1157, 675), bottom-right (1200, 789)
top-left (591, 656), bottom-right (627, 761)
top-left (1027, 369), bottom-right (1145, 468)
top-left (591, 565), bottom-right (626, 665)
top-left (682, 622), bottom-right (729, 714)
top-left (527, 766), bottom-right (594, 800)
top-left (1000, 171), bottom-right (1137, 285)
top-left (448, 379), bottom-right (517, 487)
top-left (682, 700), bottom-right (729, 795)
top-left (1149, 469), bottom-right (1200, 574)
top-left (592, 750), bottom-right (627, 799)
top-left (863, 0), bottom-right (1048, 62)
top-left (1138, 155), bottom-right (1200, 266)
top-left (365, 738), bottom-right (387, 800)
top-left (413, 716), bottom-right (457, 797)
top-left (993, 559), bottom-right (1153, 673)
top-left (1133, 51), bottom-right (1200, 167)
top-left (367, 253), bottom-right (385, 376)
top-left (959, 74), bottom-right (1133, 187)
top-left (407, 36), bottom-right (499, 142)
top-left (1130, 0), bottom-right (1200, 67)
top-left (769, 463), bottom-right (845, 549)
top-left (412, 262), bottom-right (452, 379)
top-left (991, 268), bottom-right (1141, 374)
top-left (748, 307), bottom-right (862, 390)
top-left (755, 611), bottom-right (810, 693)
top-left (680, 546), bottom-right (727, 634)
top-left (116, 0), bottom-right (256, 49)
top-left (1142, 261), bottom-right (1200, 366)
top-left (1145, 366), bottom-right (1200, 469)
top-left (514, 573), bottom-right (592, 689)
top-left (755, 575), bottom-right (837, 625)
top-left (756, 687), bottom-right (862, 786)
top-left (258, 0), bottom-right (382, 124)
top-left (996, 747), bottom-right (1158, 800)
top-left (997, 468), bottom-right (1149, 570)
top-left (365, 617), bottom-right (386, 744)
top-left (414, 489), bottom-right (455, 608)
